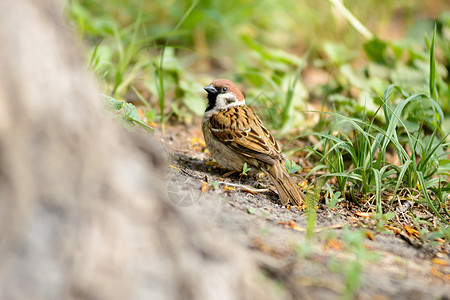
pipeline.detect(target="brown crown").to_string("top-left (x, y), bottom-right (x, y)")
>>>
top-left (210, 79), bottom-right (245, 102)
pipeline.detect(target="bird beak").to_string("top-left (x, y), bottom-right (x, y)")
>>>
top-left (203, 84), bottom-right (217, 94)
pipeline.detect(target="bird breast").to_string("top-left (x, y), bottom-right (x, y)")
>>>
top-left (202, 119), bottom-right (248, 171)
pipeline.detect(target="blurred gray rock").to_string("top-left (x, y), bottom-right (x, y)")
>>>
top-left (0, 1), bottom-right (270, 299)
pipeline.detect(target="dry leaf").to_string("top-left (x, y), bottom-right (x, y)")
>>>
top-left (355, 212), bottom-right (372, 218)
top-left (325, 239), bottom-right (343, 251)
top-left (137, 107), bottom-right (145, 120)
top-left (243, 188), bottom-right (257, 194)
top-left (299, 180), bottom-right (308, 190)
top-left (223, 186), bottom-right (235, 192)
top-left (403, 225), bottom-right (419, 237)
top-left (147, 121), bottom-right (158, 127)
top-left (365, 231), bottom-right (376, 241)
top-left (430, 266), bottom-right (450, 281)
top-left (200, 181), bottom-right (208, 194)
top-left (191, 137), bottom-right (206, 147)
top-left (386, 225), bottom-right (400, 234)
top-left (278, 220), bottom-right (304, 231)
top-left (277, 220), bottom-right (304, 231)
top-left (432, 258), bottom-right (449, 267)
top-left (288, 220), bottom-right (297, 227)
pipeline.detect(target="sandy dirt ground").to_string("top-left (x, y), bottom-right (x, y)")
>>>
top-left (155, 122), bottom-right (450, 300)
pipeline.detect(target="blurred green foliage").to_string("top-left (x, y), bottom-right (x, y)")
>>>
top-left (65, 0), bottom-right (449, 132)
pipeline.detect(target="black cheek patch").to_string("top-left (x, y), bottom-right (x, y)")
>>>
top-left (205, 93), bottom-right (217, 112)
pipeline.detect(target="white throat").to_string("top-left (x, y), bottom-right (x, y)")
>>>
top-left (216, 92), bottom-right (241, 108)
top-left (203, 92), bottom-right (245, 120)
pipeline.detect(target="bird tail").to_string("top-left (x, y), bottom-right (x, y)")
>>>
top-left (267, 163), bottom-right (305, 206)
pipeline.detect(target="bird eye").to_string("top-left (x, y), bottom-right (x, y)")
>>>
top-left (222, 87), bottom-right (227, 92)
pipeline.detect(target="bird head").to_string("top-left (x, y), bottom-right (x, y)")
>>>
top-left (203, 79), bottom-right (245, 113)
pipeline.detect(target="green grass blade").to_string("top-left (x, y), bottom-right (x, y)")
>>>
top-left (305, 164), bottom-right (328, 180)
top-left (372, 168), bottom-right (382, 213)
top-left (131, 85), bottom-right (151, 108)
top-left (429, 24), bottom-right (437, 101)
top-left (381, 84), bottom-right (409, 127)
top-left (322, 172), bottom-right (363, 182)
top-left (416, 171), bottom-right (449, 225)
top-left (157, 0), bottom-right (199, 130)
top-left (393, 160), bottom-right (412, 196)
top-left (281, 50), bottom-right (309, 131)
top-left (327, 0), bottom-right (374, 40)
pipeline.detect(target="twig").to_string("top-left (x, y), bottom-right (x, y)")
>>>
top-left (289, 223), bottom-right (346, 233)
top-left (173, 165), bottom-right (207, 181)
top-left (314, 223), bottom-right (345, 233)
top-left (214, 181), bottom-right (271, 194)
top-left (172, 165), bottom-right (272, 194)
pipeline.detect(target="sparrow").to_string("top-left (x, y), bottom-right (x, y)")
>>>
top-left (202, 79), bottom-right (305, 206)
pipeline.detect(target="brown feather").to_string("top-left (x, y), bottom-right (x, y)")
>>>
top-left (203, 79), bottom-right (305, 206)
top-left (266, 162), bottom-right (305, 206)
top-left (209, 106), bottom-right (281, 164)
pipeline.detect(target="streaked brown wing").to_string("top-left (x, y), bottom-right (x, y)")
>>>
top-left (208, 106), bottom-right (282, 165)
